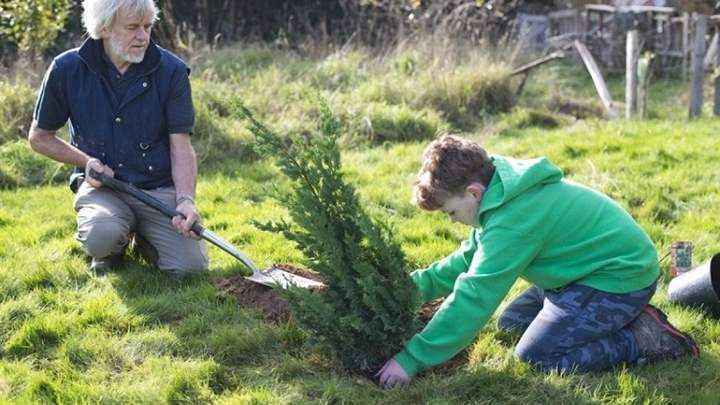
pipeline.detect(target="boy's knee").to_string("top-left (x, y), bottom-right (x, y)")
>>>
top-left (496, 313), bottom-right (529, 336)
top-left (514, 341), bottom-right (548, 367)
top-left (496, 314), bottom-right (516, 333)
top-left (514, 343), bottom-right (535, 364)
top-left (78, 219), bottom-right (129, 258)
top-left (514, 344), bottom-right (567, 371)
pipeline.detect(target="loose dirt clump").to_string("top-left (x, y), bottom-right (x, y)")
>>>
top-left (217, 266), bottom-right (468, 371)
top-left (417, 298), bottom-right (470, 374)
top-left (216, 263), bottom-right (321, 323)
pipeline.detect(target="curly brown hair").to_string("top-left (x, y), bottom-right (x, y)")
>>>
top-left (412, 135), bottom-right (495, 211)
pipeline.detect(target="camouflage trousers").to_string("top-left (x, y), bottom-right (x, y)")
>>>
top-left (496, 281), bottom-right (657, 372)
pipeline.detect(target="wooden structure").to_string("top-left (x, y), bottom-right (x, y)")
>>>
top-left (626, 30), bottom-right (639, 118)
top-left (584, 5), bottom-right (677, 71)
top-left (574, 40), bottom-right (620, 119)
top-left (547, 9), bottom-right (584, 49)
top-left (546, 4), bottom-right (710, 77)
top-left (531, 4), bottom-right (720, 118)
top-left (689, 14), bottom-right (707, 118)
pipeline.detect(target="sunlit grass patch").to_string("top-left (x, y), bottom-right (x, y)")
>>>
top-left (0, 294), bottom-right (42, 347)
top-left (4, 310), bottom-right (75, 358)
top-left (215, 388), bottom-right (288, 405)
top-left (203, 323), bottom-right (278, 365)
top-left (57, 327), bottom-right (126, 372)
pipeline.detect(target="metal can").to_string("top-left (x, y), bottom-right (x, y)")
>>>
top-left (671, 241), bottom-right (693, 278)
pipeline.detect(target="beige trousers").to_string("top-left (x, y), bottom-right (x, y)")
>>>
top-left (73, 181), bottom-right (208, 276)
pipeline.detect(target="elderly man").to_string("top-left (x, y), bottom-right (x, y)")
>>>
top-left (28, 0), bottom-right (208, 276)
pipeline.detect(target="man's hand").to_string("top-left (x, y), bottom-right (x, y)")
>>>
top-left (375, 358), bottom-right (411, 388)
top-left (173, 199), bottom-right (201, 239)
top-left (85, 158), bottom-right (114, 188)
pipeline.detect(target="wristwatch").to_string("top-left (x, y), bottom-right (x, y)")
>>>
top-left (176, 195), bottom-right (195, 206)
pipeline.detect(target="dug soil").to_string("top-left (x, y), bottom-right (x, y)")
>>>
top-left (216, 264), bottom-right (469, 373)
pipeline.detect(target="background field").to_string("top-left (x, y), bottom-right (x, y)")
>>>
top-left (1, 43), bottom-right (720, 404)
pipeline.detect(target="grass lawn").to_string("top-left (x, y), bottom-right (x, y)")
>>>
top-left (1, 46), bottom-right (720, 403)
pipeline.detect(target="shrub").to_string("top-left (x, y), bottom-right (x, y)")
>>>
top-left (546, 93), bottom-right (604, 119)
top-left (192, 81), bottom-right (258, 166)
top-left (343, 102), bottom-right (445, 144)
top-left (0, 140), bottom-right (66, 189)
top-left (0, 80), bottom-right (36, 145)
top-left (238, 99), bottom-right (418, 373)
top-left (0, 0), bottom-right (72, 57)
top-left (310, 51), bottom-right (367, 90)
top-left (496, 108), bottom-right (565, 136)
top-left (418, 64), bottom-right (514, 130)
top-left (196, 44), bottom-right (307, 82)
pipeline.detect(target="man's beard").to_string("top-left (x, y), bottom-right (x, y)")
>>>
top-left (108, 36), bottom-right (146, 64)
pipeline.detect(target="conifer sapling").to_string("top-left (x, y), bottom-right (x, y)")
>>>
top-left (233, 98), bottom-right (419, 373)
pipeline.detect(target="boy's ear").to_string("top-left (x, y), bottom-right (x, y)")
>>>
top-left (466, 182), bottom-right (486, 201)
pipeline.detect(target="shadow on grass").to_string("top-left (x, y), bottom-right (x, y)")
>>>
top-left (281, 364), bottom-right (599, 405)
top-left (100, 260), bottom-right (597, 403)
top-left (638, 349), bottom-right (720, 404)
top-left (71, 255), bottom-right (720, 404)
top-left (105, 255), bottom-right (290, 364)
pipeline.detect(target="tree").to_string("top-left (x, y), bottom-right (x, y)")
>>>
top-left (235, 98), bottom-right (419, 373)
top-left (0, 0), bottom-right (73, 58)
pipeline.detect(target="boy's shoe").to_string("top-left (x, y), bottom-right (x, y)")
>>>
top-left (627, 305), bottom-right (699, 363)
top-left (90, 253), bottom-right (124, 274)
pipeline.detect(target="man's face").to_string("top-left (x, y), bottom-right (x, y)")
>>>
top-left (439, 185), bottom-right (484, 228)
top-left (102, 7), bottom-right (154, 65)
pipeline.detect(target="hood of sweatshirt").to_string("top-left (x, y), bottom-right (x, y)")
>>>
top-left (478, 155), bottom-right (563, 219)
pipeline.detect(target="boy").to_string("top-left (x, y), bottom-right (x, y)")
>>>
top-left (377, 135), bottom-right (698, 388)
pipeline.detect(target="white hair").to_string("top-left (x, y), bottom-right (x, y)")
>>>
top-left (82, 0), bottom-right (159, 39)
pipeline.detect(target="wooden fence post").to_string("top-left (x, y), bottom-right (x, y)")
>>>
top-left (689, 13), bottom-right (707, 119)
top-left (574, 40), bottom-right (619, 119)
top-left (626, 30), bottom-right (639, 118)
top-left (682, 13), bottom-right (690, 81)
top-left (638, 52), bottom-right (653, 118)
top-left (715, 31), bottom-right (720, 115)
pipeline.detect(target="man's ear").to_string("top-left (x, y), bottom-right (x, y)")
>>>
top-left (466, 182), bottom-right (486, 201)
top-left (99, 21), bottom-right (114, 39)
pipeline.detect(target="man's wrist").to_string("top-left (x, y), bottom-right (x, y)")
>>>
top-left (176, 195), bottom-right (195, 206)
top-left (85, 157), bottom-right (100, 167)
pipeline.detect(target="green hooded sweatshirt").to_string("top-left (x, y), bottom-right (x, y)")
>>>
top-left (395, 156), bottom-right (659, 377)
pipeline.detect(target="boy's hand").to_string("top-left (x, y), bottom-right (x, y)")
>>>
top-left (375, 358), bottom-right (411, 388)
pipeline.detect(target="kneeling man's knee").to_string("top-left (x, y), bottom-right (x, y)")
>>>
top-left (159, 244), bottom-right (209, 277)
top-left (78, 220), bottom-right (129, 258)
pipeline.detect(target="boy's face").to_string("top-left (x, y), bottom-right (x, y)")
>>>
top-left (439, 183), bottom-right (485, 228)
